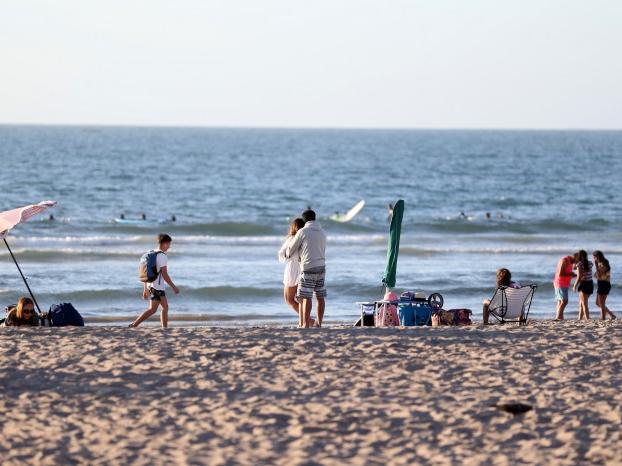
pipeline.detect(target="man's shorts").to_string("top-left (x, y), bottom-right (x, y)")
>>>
top-left (297, 268), bottom-right (327, 300)
top-left (554, 287), bottom-right (569, 302)
top-left (149, 288), bottom-right (166, 302)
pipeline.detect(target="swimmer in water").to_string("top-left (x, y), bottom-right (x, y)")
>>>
top-left (141, 213), bottom-right (147, 220)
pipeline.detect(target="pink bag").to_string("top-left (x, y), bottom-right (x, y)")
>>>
top-left (375, 302), bottom-right (399, 327)
top-left (375, 292), bottom-right (400, 327)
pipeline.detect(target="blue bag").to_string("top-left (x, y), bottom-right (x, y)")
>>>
top-left (398, 303), bottom-right (433, 326)
top-left (48, 303), bottom-right (84, 327)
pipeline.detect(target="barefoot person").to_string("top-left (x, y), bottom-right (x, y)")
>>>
top-left (278, 218), bottom-right (307, 316)
top-left (130, 234), bottom-right (180, 328)
top-left (573, 250), bottom-right (593, 320)
top-left (593, 250), bottom-right (616, 321)
top-left (482, 268), bottom-right (520, 324)
top-left (285, 209), bottom-right (327, 328)
top-left (554, 254), bottom-right (575, 320)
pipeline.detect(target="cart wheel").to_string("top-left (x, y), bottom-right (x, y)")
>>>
top-left (428, 293), bottom-right (444, 310)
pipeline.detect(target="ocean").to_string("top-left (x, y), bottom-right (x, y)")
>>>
top-left (1, 126), bottom-right (621, 325)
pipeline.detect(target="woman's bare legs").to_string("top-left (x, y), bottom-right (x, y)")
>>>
top-left (482, 300), bottom-right (491, 325)
top-left (596, 294), bottom-right (616, 320)
top-left (578, 292), bottom-right (590, 320)
top-left (284, 286), bottom-right (299, 313)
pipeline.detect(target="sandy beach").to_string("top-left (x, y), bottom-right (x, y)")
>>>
top-left (1, 321), bottom-right (621, 465)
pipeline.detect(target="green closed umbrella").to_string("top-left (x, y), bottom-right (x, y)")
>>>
top-left (382, 199), bottom-right (404, 290)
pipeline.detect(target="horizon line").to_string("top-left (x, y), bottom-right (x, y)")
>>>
top-left (1, 122), bottom-right (621, 132)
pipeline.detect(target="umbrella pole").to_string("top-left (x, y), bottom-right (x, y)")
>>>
top-left (3, 238), bottom-right (42, 314)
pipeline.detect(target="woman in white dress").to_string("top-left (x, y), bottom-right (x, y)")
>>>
top-left (278, 218), bottom-right (305, 314)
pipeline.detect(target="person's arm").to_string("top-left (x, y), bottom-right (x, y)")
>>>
top-left (142, 282), bottom-right (149, 299)
top-left (285, 231), bottom-right (303, 259)
top-left (160, 266), bottom-right (179, 294)
top-left (278, 237), bottom-right (290, 263)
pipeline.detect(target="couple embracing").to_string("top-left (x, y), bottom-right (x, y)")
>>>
top-left (278, 209), bottom-right (327, 328)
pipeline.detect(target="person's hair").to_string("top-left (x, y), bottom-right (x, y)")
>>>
top-left (496, 268), bottom-right (512, 288)
top-left (302, 209), bottom-right (316, 222)
top-left (158, 233), bottom-right (172, 245)
top-left (288, 218), bottom-right (305, 236)
top-left (574, 250), bottom-right (589, 270)
top-left (16, 297), bottom-right (34, 321)
top-left (593, 250), bottom-right (610, 273)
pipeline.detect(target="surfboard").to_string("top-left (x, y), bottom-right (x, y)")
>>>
top-left (330, 200), bottom-right (365, 223)
top-left (113, 218), bottom-right (148, 224)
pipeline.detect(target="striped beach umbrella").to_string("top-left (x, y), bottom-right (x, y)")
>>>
top-left (1, 201), bottom-right (57, 313)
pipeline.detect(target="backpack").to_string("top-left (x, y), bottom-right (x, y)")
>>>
top-left (432, 308), bottom-right (473, 326)
top-left (138, 250), bottom-right (164, 283)
top-left (45, 303), bottom-right (84, 327)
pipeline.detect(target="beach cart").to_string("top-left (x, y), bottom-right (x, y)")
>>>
top-left (357, 291), bottom-right (443, 327)
top-left (397, 292), bottom-right (444, 326)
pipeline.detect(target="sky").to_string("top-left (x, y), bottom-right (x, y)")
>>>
top-left (1, 0), bottom-right (621, 129)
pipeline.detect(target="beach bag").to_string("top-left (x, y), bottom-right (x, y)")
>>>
top-left (138, 250), bottom-right (163, 283)
top-left (432, 309), bottom-right (473, 326)
top-left (453, 308), bottom-right (472, 326)
top-left (375, 302), bottom-right (399, 327)
top-left (46, 303), bottom-right (84, 327)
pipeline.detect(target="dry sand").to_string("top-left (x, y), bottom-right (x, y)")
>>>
top-left (1, 321), bottom-right (621, 465)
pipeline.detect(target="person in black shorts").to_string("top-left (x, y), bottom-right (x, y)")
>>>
top-left (130, 234), bottom-right (180, 328)
top-left (573, 250), bottom-right (593, 320)
top-left (593, 250), bottom-right (616, 320)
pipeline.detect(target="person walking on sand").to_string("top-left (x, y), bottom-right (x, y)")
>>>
top-left (593, 250), bottom-right (616, 320)
top-left (130, 233), bottom-right (180, 328)
top-left (573, 250), bottom-right (593, 320)
top-left (554, 254), bottom-right (575, 320)
top-left (285, 209), bottom-right (327, 328)
top-left (278, 218), bottom-right (312, 323)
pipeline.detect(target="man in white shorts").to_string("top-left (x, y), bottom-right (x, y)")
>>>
top-left (286, 210), bottom-right (327, 328)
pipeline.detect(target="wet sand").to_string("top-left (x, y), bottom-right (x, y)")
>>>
top-left (1, 321), bottom-right (621, 465)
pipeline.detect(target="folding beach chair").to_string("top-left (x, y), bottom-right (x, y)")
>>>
top-left (487, 285), bottom-right (537, 325)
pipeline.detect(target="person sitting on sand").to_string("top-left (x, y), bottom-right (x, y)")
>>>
top-left (3, 297), bottom-right (39, 327)
top-left (285, 209), bottom-right (327, 328)
top-left (279, 218), bottom-right (314, 324)
top-left (593, 251), bottom-right (616, 321)
top-left (554, 254), bottom-right (576, 320)
top-left (482, 268), bottom-right (520, 325)
top-left (573, 250), bottom-right (593, 320)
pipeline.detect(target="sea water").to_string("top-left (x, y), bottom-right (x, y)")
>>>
top-left (1, 126), bottom-right (621, 325)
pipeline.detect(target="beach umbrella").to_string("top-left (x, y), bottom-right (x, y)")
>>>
top-left (382, 199), bottom-right (404, 290)
top-left (1, 200), bottom-right (57, 314)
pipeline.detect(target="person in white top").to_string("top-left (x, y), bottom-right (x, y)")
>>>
top-left (285, 210), bottom-right (327, 328)
top-left (130, 233), bottom-right (180, 328)
top-left (278, 218), bottom-right (306, 316)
